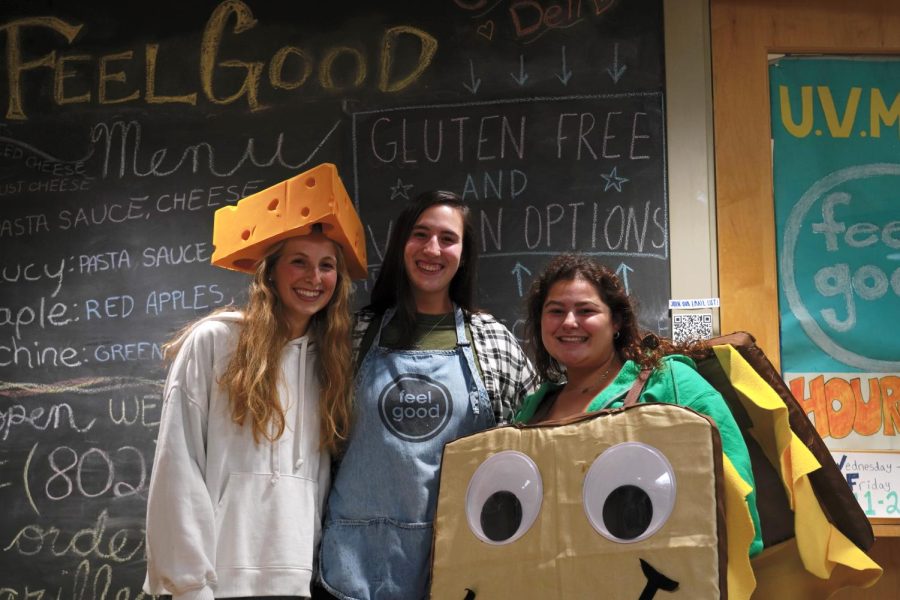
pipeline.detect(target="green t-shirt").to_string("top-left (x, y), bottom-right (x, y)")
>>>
top-left (357, 311), bottom-right (483, 377)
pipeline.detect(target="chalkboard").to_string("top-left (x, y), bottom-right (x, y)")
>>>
top-left (0, 1), bottom-right (666, 596)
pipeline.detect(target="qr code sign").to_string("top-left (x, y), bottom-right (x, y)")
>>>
top-left (672, 313), bottom-right (713, 343)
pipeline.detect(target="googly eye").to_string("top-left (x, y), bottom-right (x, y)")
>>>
top-left (583, 442), bottom-right (676, 543)
top-left (465, 451), bottom-right (542, 545)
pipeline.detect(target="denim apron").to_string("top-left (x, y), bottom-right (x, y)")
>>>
top-left (320, 307), bottom-right (494, 600)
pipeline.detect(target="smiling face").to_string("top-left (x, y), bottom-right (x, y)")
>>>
top-left (540, 276), bottom-right (620, 378)
top-left (271, 233), bottom-right (339, 338)
top-left (430, 404), bottom-right (726, 599)
top-left (403, 204), bottom-right (465, 313)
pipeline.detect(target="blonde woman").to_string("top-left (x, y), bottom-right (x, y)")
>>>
top-left (145, 225), bottom-right (357, 599)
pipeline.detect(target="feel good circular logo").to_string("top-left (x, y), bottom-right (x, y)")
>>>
top-left (378, 374), bottom-right (454, 442)
top-left (781, 163), bottom-right (900, 371)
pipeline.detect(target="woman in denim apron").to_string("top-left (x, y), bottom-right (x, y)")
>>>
top-left (317, 191), bottom-right (536, 600)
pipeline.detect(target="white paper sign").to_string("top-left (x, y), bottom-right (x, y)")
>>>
top-left (832, 450), bottom-right (900, 518)
top-left (668, 297), bottom-right (720, 309)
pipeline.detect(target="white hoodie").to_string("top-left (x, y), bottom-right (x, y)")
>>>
top-left (144, 312), bottom-right (330, 599)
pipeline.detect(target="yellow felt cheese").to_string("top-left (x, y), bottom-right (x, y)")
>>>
top-left (211, 163), bottom-right (367, 279)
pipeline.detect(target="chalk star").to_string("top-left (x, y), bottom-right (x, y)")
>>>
top-left (390, 178), bottom-right (414, 200)
top-left (600, 166), bottom-right (629, 192)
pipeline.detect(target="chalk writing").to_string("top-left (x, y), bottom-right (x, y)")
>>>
top-left (78, 251), bottom-right (131, 275)
top-left (92, 343), bottom-right (162, 364)
top-left (91, 119), bottom-right (340, 179)
top-left (82, 284), bottom-right (227, 321)
top-left (141, 243), bottom-right (211, 269)
top-left (0, 376), bottom-right (163, 399)
top-left (369, 114), bottom-right (526, 164)
top-left (1, 2), bottom-right (438, 119)
top-left (57, 199), bottom-right (149, 231)
top-left (0, 177), bottom-right (92, 194)
top-left (0, 298), bottom-right (74, 338)
top-left (460, 169), bottom-right (528, 201)
top-left (152, 181), bottom-right (265, 214)
top-left (0, 402), bottom-right (95, 441)
top-left (810, 192), bottom-right (899, 331)
top-left (0, 338), bottom-right (81, 368)
top-left (84, 297), bottom-right (134, 321)
top-left (462, 59), bottom-right (482, 95)
top-left (605, 42), bottom-right (627, 83)
top-left (615, 262), bottom-right (633, 294)
top-left (0, 214), bottom-right (49, 238)
top-left (556, 45), bottom-right (573, 85)
top-left (43, 445), bottom-right (147, 501)
top-left (511, 262), bottom-right (531, 296)
top-left (0, 559), bottom-right (152, 600)
top-left (0, 260), bottom-right (65, 297)
top-left (4, 509), bottom-right (145, 562)
top-left (108, 395), bottom-right (160, 429)
top-left (781, 164), bottom-right (900, 371)
top-left (454, 0), bottom-right (618, 44)
top-left (144, 284), bottom-right (226, 315)
top-left (76, 242), bottom-right (216, 274)
top-left (557, 111), bottom-right (650, 160)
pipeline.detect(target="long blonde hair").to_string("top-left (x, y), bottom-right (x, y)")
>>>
top-left (165, 237), bottom-right (354, 453)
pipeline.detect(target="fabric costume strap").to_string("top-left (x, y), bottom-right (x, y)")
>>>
top-left (623, 368), bottom-right (652, 407)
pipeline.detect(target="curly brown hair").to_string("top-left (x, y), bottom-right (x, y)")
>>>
top-left (525, 253), bottom-right (705, 382)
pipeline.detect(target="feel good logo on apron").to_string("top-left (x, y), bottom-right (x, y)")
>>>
top-left (378, 374), bottom-right (454, 442)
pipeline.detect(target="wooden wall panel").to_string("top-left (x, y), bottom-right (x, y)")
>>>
top-left (710, 0), bottom-right (900, 592)
top-left (710, 0), bottom-right (900, 367)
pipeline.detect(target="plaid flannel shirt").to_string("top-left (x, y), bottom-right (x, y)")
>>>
top-left (351, 310), bottom-right (537, 424)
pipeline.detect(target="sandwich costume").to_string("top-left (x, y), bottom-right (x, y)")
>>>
top-left (430, 334), bottom-right (882, 599)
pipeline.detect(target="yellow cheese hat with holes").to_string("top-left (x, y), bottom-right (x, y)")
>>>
top-left (211, 163), bottom-right (367, 279)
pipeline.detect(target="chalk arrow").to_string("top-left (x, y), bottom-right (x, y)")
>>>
top-left (511, 55), bottom-right (529, 86)
top-left (657, 315), bottom-right (671, 336)
top-left (463, 59), bottom-right (482, 94)
top-left (606, 43), bottom-right (627, 83)
top-left (556, 46), bottom-right (573, 85)
top-left (511, 262), bottom-right (533, 297)
top-left (615, 262), bottom-right (634, 295)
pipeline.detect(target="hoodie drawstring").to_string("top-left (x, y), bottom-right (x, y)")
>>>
top-left (270, 430), bottom-right (281, 486)
top-left (294, 337), bottom-right (308, 472)
top-left (271, 336), bottom-right (309, 486)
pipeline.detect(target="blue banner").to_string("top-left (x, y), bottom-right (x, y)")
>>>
top-left (770, 57), bottom-right (900, 374)
top-left (770, 57), bottom-right (900, 451)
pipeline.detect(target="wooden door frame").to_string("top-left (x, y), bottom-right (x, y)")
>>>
top-left (710, 0), bottom-right (900, 370)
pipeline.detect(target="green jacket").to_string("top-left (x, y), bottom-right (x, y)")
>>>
top-left (514, 354), bottom-right (764, 557)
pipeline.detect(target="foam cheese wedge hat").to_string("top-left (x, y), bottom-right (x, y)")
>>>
top-left (211, 163), bottom-right (367, 279)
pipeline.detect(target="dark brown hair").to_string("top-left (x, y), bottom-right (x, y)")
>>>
top-left (366, 190), bottom-right (479, 345)
top-left (525, 253), bottom-right (704, 381)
